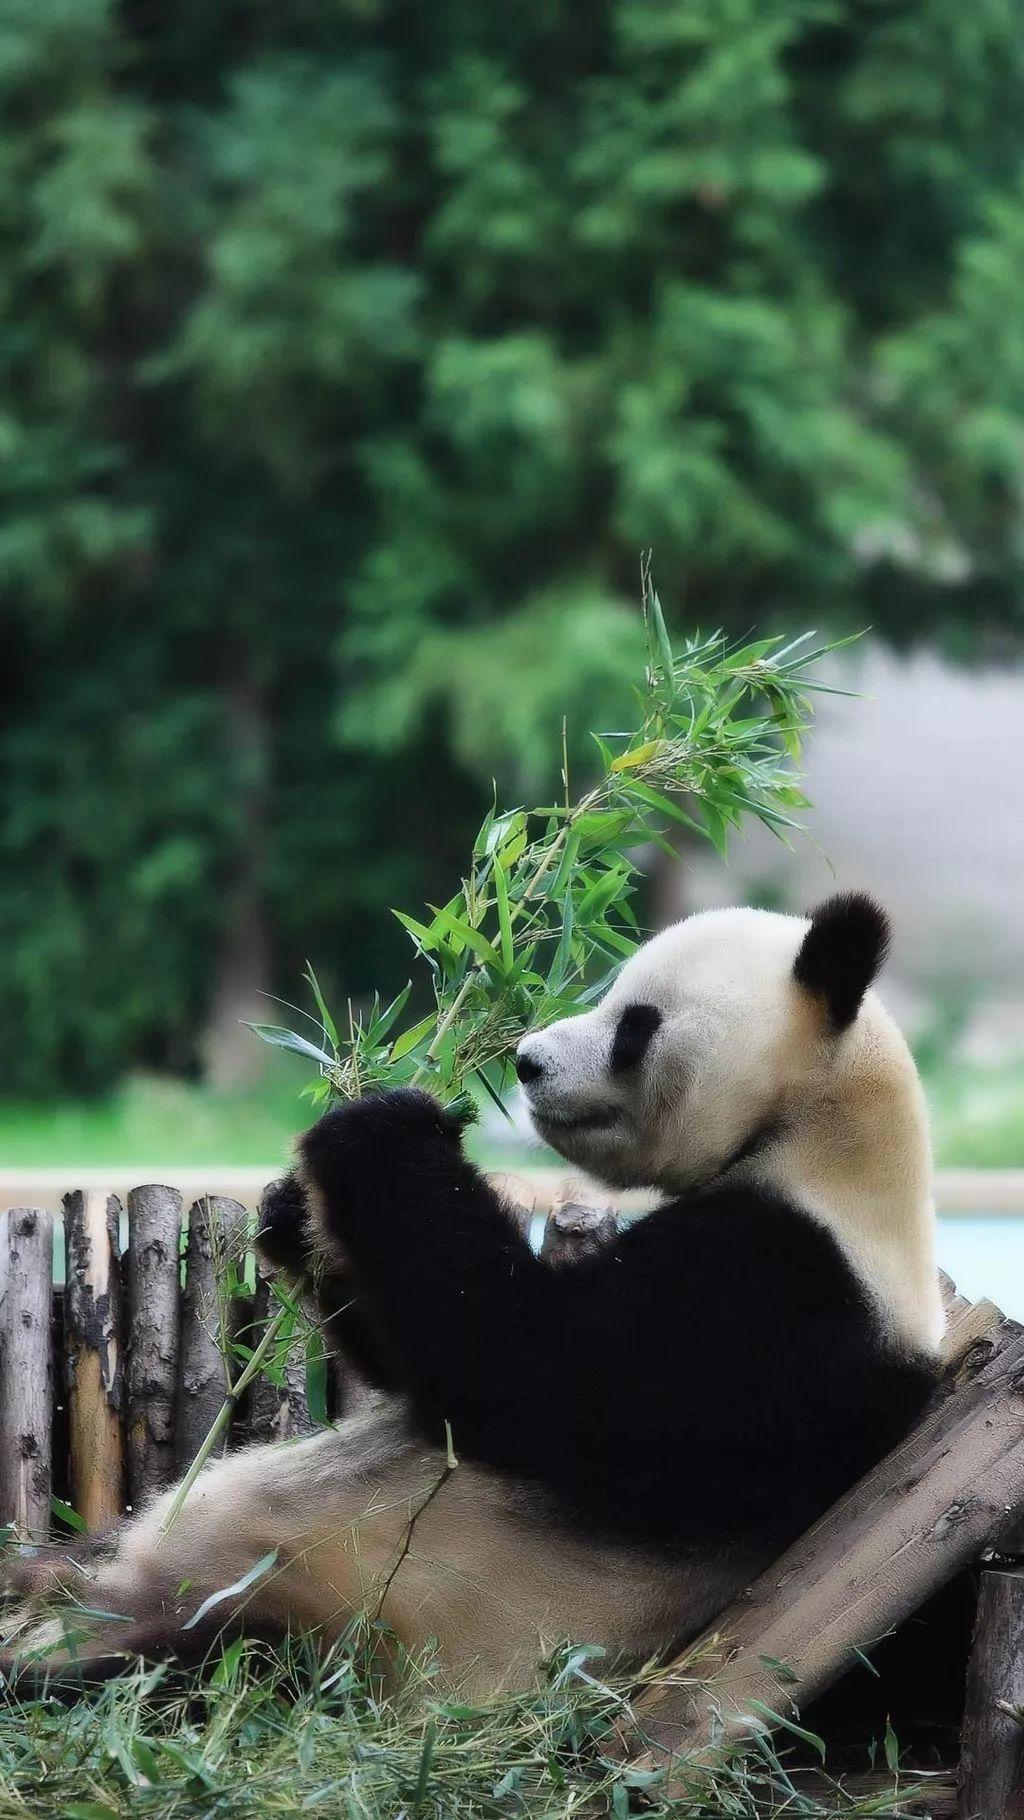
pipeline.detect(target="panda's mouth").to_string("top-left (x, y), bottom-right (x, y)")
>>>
top-left (533, 1104), bottom-right (621, 1136)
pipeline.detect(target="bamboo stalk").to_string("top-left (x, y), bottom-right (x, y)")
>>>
top-left (174, 1195), bottom-right (248, 1473)
top-left (63, 1190), bottom-right (124, 1528)
top-left (958, 1565), bottom-right (1024, 1819)
top-left (0, 1207), bottom-right (55, 1539)
top-left (125, 1184), bottom-right (182, 1506)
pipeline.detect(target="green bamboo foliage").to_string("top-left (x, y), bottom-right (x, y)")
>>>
top-left (253, 578), bottom-right (854, 1110)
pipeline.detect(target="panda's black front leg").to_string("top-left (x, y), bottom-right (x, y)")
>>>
top-left (296, 1088), bottom-right (551, 1425)
top-left (258, 1172), bottom-right (399, 1391)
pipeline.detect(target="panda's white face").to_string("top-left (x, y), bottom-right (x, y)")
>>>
top-left (518, 893), bottom-right (944, 1356)
top-left (517, 906), bottom-right (830, 1192)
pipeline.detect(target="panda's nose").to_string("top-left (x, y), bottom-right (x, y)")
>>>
top-left (515, 1044), bottom-right (544, 1086)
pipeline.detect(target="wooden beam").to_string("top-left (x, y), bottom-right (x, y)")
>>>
top-left (626, 1312), bottom-right (1024, 1793)
top-left (958, 1565), bottom-right (1024, 1820)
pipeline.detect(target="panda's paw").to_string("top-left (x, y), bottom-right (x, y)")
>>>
top-left (299, 1088), bottom-right (473, 1196)
top-left (257, 1172), bottom-right (312, 1276)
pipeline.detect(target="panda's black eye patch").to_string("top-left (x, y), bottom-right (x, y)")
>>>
top-left (610, 1003), bottom-right (662, 1072)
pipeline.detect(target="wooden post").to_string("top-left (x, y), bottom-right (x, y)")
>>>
top-left (125, 1184), bottom-right (182, 1506)
top-left (249, 1269), bottom-right (315, 1443)
top-left (174, 1195), bottom-right (249, 1473)
top-left (623, 1313), bottom-right (1024, 1792)
top-left (63, 1191), bottom-right (124, 1528)
top-left (0, 1207), bottom-right (54, 1539)
top-left (542, 1180), bottom-right (617, 1266)
top-left (958, 1566), bottom-right (1024, 1819)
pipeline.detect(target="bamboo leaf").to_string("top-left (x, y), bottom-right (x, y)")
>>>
top-left (303, 963), bottom-right (338, 1049)
top-left (245, 1024), bottom-right (337, 1069)
top-left (609, 739), bottom-right (660, 772)
top-left (390, 1014), bottom-right (437, 1062)
top-left (492, 853), bottom-right (514, 972)
top-left (182, 1550), bottom-right (280, 1631)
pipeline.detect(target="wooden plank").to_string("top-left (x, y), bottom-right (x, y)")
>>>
top-left (125, 1184), bottom-right (182, 1505)
top-left (63, 1190), bottom-right (124, 1527)
top-left (625, 1313), bottom-right (1024, 1791)
top-left (958, 1565), bottom-right (1024, 1819)
top-left (174, 1195), bottom-right (248, 1473)
top-left (0, 1208), bottom-right (54, 1539)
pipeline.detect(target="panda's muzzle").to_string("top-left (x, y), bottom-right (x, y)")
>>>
top-left (515, 1029), bottom-right (625, 1137)
top-left (533, 1103), bottom-right (620, 1135)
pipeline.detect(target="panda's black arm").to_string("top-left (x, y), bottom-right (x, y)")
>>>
top-left (258, 1172), bottom-right (400, 1391)
top-left (296, 1089), bottom-right (553, 1417)
top-left (293, 1090), bottom-right (934, 1528)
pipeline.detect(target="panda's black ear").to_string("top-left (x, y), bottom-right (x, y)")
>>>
top-left (793, 892), bottom-right (890, 1031)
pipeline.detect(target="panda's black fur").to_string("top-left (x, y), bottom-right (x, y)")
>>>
top-left (263, 1083), bottom-right (935, 1556)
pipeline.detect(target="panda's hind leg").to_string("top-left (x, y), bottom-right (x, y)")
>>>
top-left (0, 1405), bottom-right (436, 1680)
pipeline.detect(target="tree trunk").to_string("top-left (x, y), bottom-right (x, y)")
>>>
top-left (203, 674), bottom-right (272, 1089)
top-left (125, 1184), bottom-right (182, 1506)
top-left (0, 1208), bottom-right (54, 1539)
top-left (63, 1191), bottom-right (124, 1528)
top-left (174, 1195), bottom-right (249, 1473)
top-left (958, 1566), bottom-right (1024, 1820)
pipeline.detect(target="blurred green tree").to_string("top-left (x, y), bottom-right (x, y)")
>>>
top-left (2, 0), bottom-right (1023, 1092)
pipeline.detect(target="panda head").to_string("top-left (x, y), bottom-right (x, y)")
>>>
top-left (515, 892), bottom-right (894, 1193)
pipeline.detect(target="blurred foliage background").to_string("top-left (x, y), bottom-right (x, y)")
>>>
top-left (3, 0), bottom-right (1024, 1153)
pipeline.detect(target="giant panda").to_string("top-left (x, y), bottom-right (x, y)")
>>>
top-left (2, 892), bottom-right (942, 1695)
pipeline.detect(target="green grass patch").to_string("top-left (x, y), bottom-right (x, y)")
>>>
top-left (0, 1064), bottom-right (303, 1171)
top-left (924, 1051), bottom-right (1024, 1169)
top-left (0, 1632), bottom-right (925, 1818)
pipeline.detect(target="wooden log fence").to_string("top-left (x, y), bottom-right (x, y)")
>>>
top-left (0, 1172), bottom-right (611, 1537)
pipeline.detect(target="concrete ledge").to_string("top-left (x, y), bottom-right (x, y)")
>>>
top-left (0, 1166), bottom-right (1022, 1216)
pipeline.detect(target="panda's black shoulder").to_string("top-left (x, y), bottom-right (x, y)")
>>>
top-left (619, 1177), bottom-right (933, 1377)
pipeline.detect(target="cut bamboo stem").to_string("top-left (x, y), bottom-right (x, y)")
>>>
top-left (174, 1195), bottom-right (248, 1473)
top-left (125, 1184), bottom-right (182, 1505)
top-left (0, 1207), bottom-right (55, 1539)
top-left (63, 1190), bottom-right (124, 1528)
top-left (958, 1564), bottom-right (1024, 1820)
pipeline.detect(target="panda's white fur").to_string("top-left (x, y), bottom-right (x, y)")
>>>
top-left (518, 906), bottom-right (943, 1355)
top-left (2, 896), bottom-right (942, 1697)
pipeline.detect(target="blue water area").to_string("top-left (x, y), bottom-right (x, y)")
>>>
top-left (938, 1217), bottom-right (1024, 1320)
